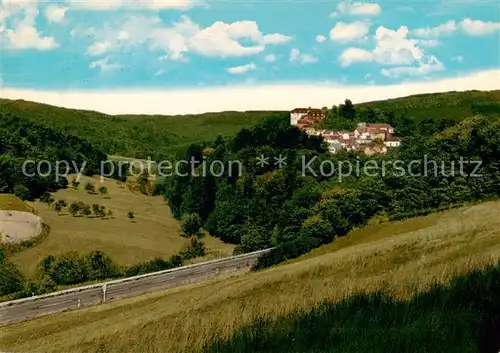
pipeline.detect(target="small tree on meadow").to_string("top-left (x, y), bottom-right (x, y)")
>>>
top-left (127, 211), bottom-right (135, 220)
top-left (181, 213), bottom-right (202, 237)
top-left (85, 182), bottom-right (95, 194)
top-left (40, 191), bottom-right (52, 204)
top-left (82, 205), bottom-right (92, 217)
top-left (53, 200), bottom-right (67, 213)
top-left (98, 186), bottom-right (108, 195)
top-left (71, 177), bottom-right (80, 188)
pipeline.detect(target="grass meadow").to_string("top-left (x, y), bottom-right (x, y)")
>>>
top-left (8, 175), bottom-right (233, 277)
top-left (2, 200), bottom-right (500, 353)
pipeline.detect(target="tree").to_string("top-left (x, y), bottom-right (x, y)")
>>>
top-left (13, 185), bottom-right (29, 200)
top-left (127, 211), bottom-right (135, 219)
top-left (0, 261), bottom-right (25, 295)
top-left (40, 191), bottom-right (53, 204)
top-left (98, 186), bottom-right (108, 195)
top-left (82, 204), bottom-right (92, 217)
top-left (181, 237), bottom-right (205, 259)
top-left (181, 213), bottom-right (202, 236)
top-left (53, 200), bottom-right (67, 213)
top-left (71, 177), bottom-right (80, 188)
top-left (85, 182), bottom-right (95, 194)
top-left (84, 251), bottom-right (117, 280)
top-left (68, 202), bottom-right (80, 216)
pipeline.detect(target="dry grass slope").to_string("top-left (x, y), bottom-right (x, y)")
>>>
top-left (2, 200), bottom-right (500, 353)
top-left (8, 175), bottom-right (233, 276)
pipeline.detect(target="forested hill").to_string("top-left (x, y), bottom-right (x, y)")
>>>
top-left (0, 99), bottom-right (284, 160)
top-left (322, 90), bottom-right (500, 135)
top-left (162, 111), bottom-right (500, 267)
top-left (2, 90), bottom-right (499, 160)
top-left (0, 114), bottom-right (107, 200)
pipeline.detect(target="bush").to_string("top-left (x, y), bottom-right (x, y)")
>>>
top-left (127, 211), bottom-right (135, 219)
top-left (181, 237), bottom-right (206, 260)
top-left (85, 182), bottom-right (95, 193)
top-left (68, 201), bottom-right (84, 216)
top-left (39, 252), bottom-right (87, 285)
top-left (13, 184), bottom-right (29, 200)
top-left (71, 177), bottom-right (80, 188)
top-left (82, 204), bottom-right (92, 217)
top-left (181, 213), bottom-right (202, 236)
top-left (98, 186), bottom-right (108, 195)
top-left (53, 199), bottom-right (67, 212)
top-left (92, 204), bottom-right (106, 217)
top-left (0, 261), bottom-right (25, 295)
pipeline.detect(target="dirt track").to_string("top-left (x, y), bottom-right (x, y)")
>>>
top-left (0, 211), bottom-right (43, 244)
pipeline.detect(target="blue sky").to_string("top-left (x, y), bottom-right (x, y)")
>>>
top-left (0, 0), bottom-right (499, 114)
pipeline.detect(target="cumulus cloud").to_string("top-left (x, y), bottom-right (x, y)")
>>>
top-left (290, 48), bottom-right (318, 64)
top-left (339, 26), bottom-right (444, 77)
top-left (45, 5), bottom-right (68, 23)
top-left (411, 18), bottom-right (500, 37)
top-left (1, 3), bottom-right (59, 50)
top-left (330, 1), bottom-right (381, 17)
top-left (80, 15), bottom-right (291, 61)
top-left (2, 70), bottom-right (498, 115)
top-left (227, 62), bottom-right (257, 74)
top-left (329, 21), bottom-right (371, 42)
top-left (459, 18), bottom-right (500, 36)
top-left (411, 20), bottom-right (457, 38)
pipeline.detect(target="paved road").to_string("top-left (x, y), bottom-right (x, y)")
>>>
top-left (0, 249), bottom-right (271, 325)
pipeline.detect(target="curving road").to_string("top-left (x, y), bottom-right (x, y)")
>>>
top-left (0, 249), bottom-right (271, 325)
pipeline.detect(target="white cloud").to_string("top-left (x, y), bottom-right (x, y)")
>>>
top-left (339, 26), bottom-right (444, 77)
top-left (411, 20), bottom-right (457, 37)
top-left (330, 1), bottom-right (381, 17)
top-left (3, 70), bottom-right (498, 115)
top-left (227, 62), bottom-right (257, 74)
top-left (264, 54), bottom-right (277, 62)
top-left (154, 69), bottom-right (165, 76)
top-left (1, 4), bottom-right (59, 50)
top-left (329, 21), bottom-right (371, 42)
top-left (315, 35), bottom-right (326, 43)
top-left (418, 39), bottom-right (441, 47)
top-left (381, 56), bottom-right (444, 78)
top-left (459, 18), bottom-right (500, 36)
top-left (83, 15), bottom-right (290, 60)
top-left (89, 57), bottom-right (123, 72)
top-left (411, 19), bottom-right (500, 38)
top-left (45, 5), bottom-right (68, 23)
top-left (452, 55), bottom-right (464, 62)
top-left (339, 47), bottom-right (373, 67)
top-left (64, 0), bottom-right (203, 11)
top-left (290, 48), bottom-right (318, 64)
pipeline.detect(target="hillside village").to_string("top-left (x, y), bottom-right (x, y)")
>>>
top-left (290, 107), bottom-right (402, 155)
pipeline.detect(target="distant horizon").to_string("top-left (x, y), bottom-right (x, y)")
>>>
top-left (2, 69), bottom-right (499, 115)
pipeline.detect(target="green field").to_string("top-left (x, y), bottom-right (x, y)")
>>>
top-left (2, 200), bottom-right (500, 353)
top-left (8, 175), bottom-right (234, 277)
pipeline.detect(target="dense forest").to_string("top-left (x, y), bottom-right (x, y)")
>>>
top-left (0, 114), bottom-right (107, 200)
top-left (162, 103), bottom-right (500, 266)
top-left (0, 99), bottom-right (281, 160)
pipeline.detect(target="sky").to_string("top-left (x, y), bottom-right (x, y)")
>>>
top-left (1, 0), bottom-right (499, 114)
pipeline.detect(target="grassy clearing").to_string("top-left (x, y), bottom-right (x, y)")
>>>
top-left (2, 200), bottom-right (500, 353)
top-left (8, 175), bottom-right (233, 277)
top-left (0, 194), bottom-right (33, 213)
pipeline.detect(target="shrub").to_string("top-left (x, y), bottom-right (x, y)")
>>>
top-left (98, 186), bottom-right (108, 195)
top-left (181, 213), bottom-right (202, 236)
top-left (181, 237), bottom-right (205, 260)
top-left (40, 252), bottom-right (87, 285)
top-left (68, 201), bottom-right (83, 216)
top-left (71, 177), bottom-right (80, 188)
top-left (0, 261), bottom-right (25, 295)
top-left (127, 211), bottom-right (135, 219)
top-left (53, 200), bottom-right (67, 212)
top-left (82, 204), bottom-right (92, 217)
top-left (13, 185), bottom-right (29, 200)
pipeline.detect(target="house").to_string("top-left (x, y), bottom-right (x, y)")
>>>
top-left (384, 133), bottom-right (402, 147)
top-left (327, 142), bottom-right (343, 154)
top-left (363, 143), bottom-right (388, 156)
top-left (354, 123), bottom-right (394, 138)
top-left (290, 107), bottom-right (325, 125)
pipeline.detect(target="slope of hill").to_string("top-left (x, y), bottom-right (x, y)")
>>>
top-left (0, 99), bottom-right (284, 160)
top-left (2, 200), bottom-right (500, 353)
